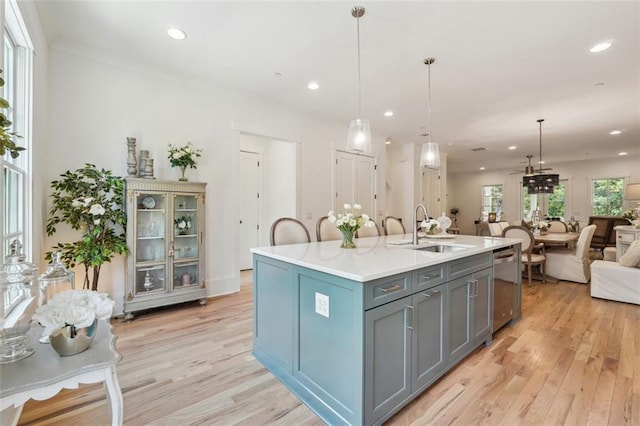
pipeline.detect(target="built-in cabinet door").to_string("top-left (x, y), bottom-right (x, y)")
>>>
top-left (447, 276), bottom-right (472, 363)
top-left (365, 297), bottom-right (411, 425)
top-left (412, 283), bottom-right (447, 392)
top-left (472, 268), bottom-right (493, 345)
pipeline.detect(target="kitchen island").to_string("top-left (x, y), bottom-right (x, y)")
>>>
top-left (251, 234), bottom-right (521, 426)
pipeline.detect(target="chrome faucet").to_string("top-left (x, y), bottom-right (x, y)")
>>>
top-left (413, 204), bottom-right (429, 245)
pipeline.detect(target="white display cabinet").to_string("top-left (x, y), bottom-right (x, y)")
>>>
top-left (124, 178), bottom-right (207, 319)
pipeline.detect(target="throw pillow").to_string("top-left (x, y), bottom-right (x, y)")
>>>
top-left (619, 239), bottom-right (640, 267)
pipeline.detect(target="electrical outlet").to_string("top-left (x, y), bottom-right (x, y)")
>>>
top-left (315, 292), bottom-right (329, 318)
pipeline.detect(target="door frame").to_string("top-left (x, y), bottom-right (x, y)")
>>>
top-left (233, 122), bottom-right (302, 272)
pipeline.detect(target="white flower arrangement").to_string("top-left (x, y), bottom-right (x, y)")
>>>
top-left (421, 218), bottom-right (441, 235)
top-left (532, 221), bottom-right (550, 231)
top-left (33, 290), bottom-right (114, 338)
top-left (328, 203), bottom-right (375, 234)
top-left (168, 142), bottom-right (203, 169)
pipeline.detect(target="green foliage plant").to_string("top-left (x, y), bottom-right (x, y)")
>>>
top-left (0, 69), bottom-right (25, 158)
top-left (45, 164), bottom-right (129, 291)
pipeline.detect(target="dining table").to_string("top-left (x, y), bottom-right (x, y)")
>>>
top-left (534, 231), bottom-right (580, 249)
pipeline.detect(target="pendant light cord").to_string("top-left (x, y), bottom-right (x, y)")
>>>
top-left (427, 61), bottom-right (432, 143)
top-left (356, 13), bottom-right (362, 119)
top-left (538, 118), bottom-right (544, 173)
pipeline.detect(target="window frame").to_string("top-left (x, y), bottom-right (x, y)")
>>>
top-left (481, 184), bottom-right (503, 221)
top-left (591, 177), bottom-right (625, 216)
top-left (2, 0), bottom-right (34, 261)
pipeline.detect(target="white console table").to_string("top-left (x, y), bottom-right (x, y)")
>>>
top-left (0, 320), bottom-right (123, 426)
top-left (615, 225), bottom-right (640, 261)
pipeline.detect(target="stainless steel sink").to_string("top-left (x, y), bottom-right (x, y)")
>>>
top-left (412, 244), bottom-right (470, 253)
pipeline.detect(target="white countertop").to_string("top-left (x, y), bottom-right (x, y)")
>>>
top-left (251, 234), bottom-right (522, 282)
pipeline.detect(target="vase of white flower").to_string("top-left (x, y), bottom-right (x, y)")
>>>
top-left (33, 289), bottom-right (114, 355)
top-left (168, 142), bottom-right (203, 182)
top-left (327, 203), bottom-right (375, 249)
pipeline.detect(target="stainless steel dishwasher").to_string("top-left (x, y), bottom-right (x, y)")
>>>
top-left (492, 245), bottom-right (520, 332)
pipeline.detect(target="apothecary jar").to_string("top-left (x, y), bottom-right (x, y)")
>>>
top-left (1, 240), bottom-right (39, 363)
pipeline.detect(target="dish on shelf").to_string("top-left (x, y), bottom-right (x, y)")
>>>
top-left (142, 196), bottom-right (156, 209)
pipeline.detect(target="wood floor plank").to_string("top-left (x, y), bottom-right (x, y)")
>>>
top-left (16, 275), bottom-right (640, 426)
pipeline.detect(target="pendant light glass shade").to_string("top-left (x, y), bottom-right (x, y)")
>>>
top-left (420, 142), bottom-right (440, 169)
top-left (346, 6), bottom-right (371, 154)
top-left (420, 58), bottom-right (440, 170)
top-left (347, 118), bottom-right (372, 154)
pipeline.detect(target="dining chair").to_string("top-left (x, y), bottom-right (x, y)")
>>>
top-left (270, 217), bottom-right (311, 246)
top-left (547, 220), bottom-right (568, 233)
top-left (356, 220), bottom-right (380, 238)
top-left (383, 216), bottom-right (406, 235)
top-left (502, 225), bottom-right (546, 286)
top-left (316, 216), bottom-right (343, 242)
top-left (545, 225), bottom-right (597, 283)
top-left (488, 222), bottom-right (503, 236)
top-left (477, 221), bottom-right (491, 236)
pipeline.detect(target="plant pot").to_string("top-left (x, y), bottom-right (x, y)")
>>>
top-left (50, 319), bottom-right (98, 356)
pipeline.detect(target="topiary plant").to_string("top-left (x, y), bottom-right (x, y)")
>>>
top-left (45, 164), bottom-right (129, 291)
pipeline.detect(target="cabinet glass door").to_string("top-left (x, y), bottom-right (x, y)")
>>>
top-left (134, 192), bottom-right (166, 294)
top-left (173, 194), bottom-right (199, 289)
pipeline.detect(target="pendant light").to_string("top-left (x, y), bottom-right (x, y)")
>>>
top-left (524, 119), bottom-right (559, 194)
top-left (420, 58), bottom-right (440, 169)
top-left (346, 6), bottom-right (372, 154)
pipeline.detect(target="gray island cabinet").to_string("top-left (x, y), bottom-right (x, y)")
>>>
top-left (251, 235), bottom-right (521, 425)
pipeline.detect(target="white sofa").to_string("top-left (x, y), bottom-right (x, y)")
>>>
top-left (590, 260), bottom-right (640, 305)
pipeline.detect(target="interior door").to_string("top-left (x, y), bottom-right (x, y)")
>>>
top-left (422, 168), bottom-right (440, 218)
top-left (239, 151), bottom-right (260, 270)
top-left (335, 150), bottom-right (376, 219)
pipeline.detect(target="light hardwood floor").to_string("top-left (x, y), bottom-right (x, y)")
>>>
top-left (18, 272), bottom-right (640, 425)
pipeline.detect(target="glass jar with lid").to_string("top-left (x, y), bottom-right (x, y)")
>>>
top-left (38, 251), bottom-right (75, 305)
top-left (1, 240), bottom-right (39, 363)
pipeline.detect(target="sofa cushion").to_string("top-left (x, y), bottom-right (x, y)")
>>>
top-left (619, 240), bottom-right (640, 267)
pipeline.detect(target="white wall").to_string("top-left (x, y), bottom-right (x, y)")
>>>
top-left (449, 155), bottom-right (640, 235)
top-left (38, 46), bottom-right (386, 314)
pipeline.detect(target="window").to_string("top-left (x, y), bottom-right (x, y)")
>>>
top-left (522, 179), bottom-right (568, 220)
top-left (481, 184), bottom-right (503, 221)
top-left (592, 178), bottom-right (624, 216)
top-left (2, 0), bottom-right (33, 261)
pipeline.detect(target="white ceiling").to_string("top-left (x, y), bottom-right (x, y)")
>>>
top-left (34, 1), bottom-right (640, 173)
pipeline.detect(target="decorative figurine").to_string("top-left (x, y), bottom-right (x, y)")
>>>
top-left (126, 137), bottom-right (138, 177)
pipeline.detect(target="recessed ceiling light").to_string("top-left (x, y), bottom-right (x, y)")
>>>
top-left (594, 82), bottom-right (605, 87)
top-left (385, 140), bottom-right (391, 145)
top-left (384, 110), bottom-right (394, 117)
top-left (538, 160), bottom-right (546, 164)
top-left (307, 81), bottom-right (319, 90)
top-left (609, 129), bottom-right (622, 135)
top-left (479, 167), bottom-right (485, 171)
top-left (618, 152), bottom-right (628, 156)
top-left (167, 27), bottom-right (187, 40)
top-left (590, 41), bottom-right (612, 53)
top-left (273, 72), bottom-right (282, 78)
top-left (508, 146), bottom-right (517, 150)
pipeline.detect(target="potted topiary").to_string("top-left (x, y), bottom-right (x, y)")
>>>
top-left (45, 164), bottom-right (129, 291)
